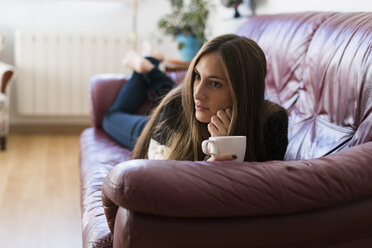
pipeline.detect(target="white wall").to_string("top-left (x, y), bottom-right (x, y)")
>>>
top-left (0, 0), bottom-right (180, 64)
top-left (256, 0), bottom-right (372, 14)
top-left (209, 0), bottom-right (372, 38)
top-left (0, 0), bottom-right (371, 125)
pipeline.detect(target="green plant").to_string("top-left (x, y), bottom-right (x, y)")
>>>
top-left (157, 0), bottom-right (212, 49)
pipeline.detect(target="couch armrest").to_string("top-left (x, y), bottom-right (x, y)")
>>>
top-left (102, 142), bottom-right (372, 231)
top-left (89, 74), bottom-right (127, 128)
top-left (0, 61), bottom-right (16, 93)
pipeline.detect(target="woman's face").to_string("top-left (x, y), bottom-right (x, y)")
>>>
top-left (193, 52), bottom-right (233, 123)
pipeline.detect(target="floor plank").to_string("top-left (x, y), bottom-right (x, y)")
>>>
top-left (0, 134), bottom-right (82, 248)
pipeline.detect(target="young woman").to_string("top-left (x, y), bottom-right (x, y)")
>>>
top-left (103, 34), bottom-right (288, 162)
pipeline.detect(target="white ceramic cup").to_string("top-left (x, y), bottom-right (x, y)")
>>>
top-left (201, 136), bottom-right (246, 162)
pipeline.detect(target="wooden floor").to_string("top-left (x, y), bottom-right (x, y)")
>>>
top-left (0, 134), bottom-right (82, 248)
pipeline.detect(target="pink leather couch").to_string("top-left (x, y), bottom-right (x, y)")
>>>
top-left (80, 12), bottom-right (372, 248)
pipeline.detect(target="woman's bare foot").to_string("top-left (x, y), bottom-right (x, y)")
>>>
top-left (141, 41), bottom-right (164, 62)
top-left (122, 50), bottom-right (154, 74)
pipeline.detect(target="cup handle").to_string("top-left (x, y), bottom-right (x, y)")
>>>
top-left (202, 140), bottom-right (210, 155)
top-left (202, 140), bottom-right (215, 155)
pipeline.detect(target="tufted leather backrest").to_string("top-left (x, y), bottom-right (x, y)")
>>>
top-left (237, 12), bottom-right (372, 160)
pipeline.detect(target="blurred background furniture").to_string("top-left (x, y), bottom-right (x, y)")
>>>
top-left (164, 59), bottom-right (190, 73)
top-left (0, 62), bottom-right (16, 150)
top-left (80, 12), bottom-right (372, 248)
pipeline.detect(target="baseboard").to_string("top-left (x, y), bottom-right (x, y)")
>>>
top-left (9, 124), bottom-right (91, 134)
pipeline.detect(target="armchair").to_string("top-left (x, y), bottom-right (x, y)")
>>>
top-left (0, 61), bottom-right (16, 150)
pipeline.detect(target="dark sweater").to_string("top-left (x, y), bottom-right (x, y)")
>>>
top-left (152, 95), bottom-right (288, 161)
top-left (263, 108), bottom-right (288, 160)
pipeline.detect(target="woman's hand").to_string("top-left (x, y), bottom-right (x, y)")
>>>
top-left (207, 108), bottom-right (232, 137)
top-left (207, 153), bottom-right (237, 161)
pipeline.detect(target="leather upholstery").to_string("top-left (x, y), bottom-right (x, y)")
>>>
top-left (80, 128), bottom-right (130, 247)
top-left (80, 12), bottom-right (372, 248)
top-left (237, 12), bottom-right (372, 160)
top-left (81, 71), bottom-right (186, 247)
top-left (103, 143), bottom-right (372, 218)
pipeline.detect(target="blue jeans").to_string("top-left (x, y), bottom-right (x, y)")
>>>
top-left (103, 58), bottom-right (175, 149)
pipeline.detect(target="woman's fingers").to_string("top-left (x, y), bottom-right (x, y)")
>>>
top-left (208, 108), bottom-right (232, 136)
top-left (211, 115), bottom-right (224, 130)
top-left (217, 109), bottom-right (231, 128)
top-left (225, 108), bottom-right (232, 119)
top-left (208, 116), bottom-right (224, 136)
top-left (207, 122), bottom-right (219, 136)
top-left (207, 153), bottom-right (237, 161)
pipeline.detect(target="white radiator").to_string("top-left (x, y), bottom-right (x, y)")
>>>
top-left (14, 30), bottom-right (130, 116)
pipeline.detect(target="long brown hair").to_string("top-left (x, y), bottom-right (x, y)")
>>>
top-left (133, 34), bottom-right (267, 161)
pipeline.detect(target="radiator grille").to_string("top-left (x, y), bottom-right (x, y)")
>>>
top-left (15, 30), bottom-right (130, 116)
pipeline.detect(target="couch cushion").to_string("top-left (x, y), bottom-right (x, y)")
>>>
top-left (237, 12), bottom-right (335, 110)
top-left (80, 128), bottom-right (132, 248)
top-left (287, 12), bottom-right (372, 159)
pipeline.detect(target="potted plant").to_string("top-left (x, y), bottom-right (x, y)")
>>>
top-left (221, 0), bottom-right (243, 18)
top-left (157, 0), bottom-right (212, 61)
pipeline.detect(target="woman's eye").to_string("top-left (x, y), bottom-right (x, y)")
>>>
top-left (194, 72), bottom-right (201, 80)
top-left (211, 81), bottom-right (222, 88)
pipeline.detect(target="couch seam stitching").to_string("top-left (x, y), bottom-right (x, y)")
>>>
top-left (263, 164), bottom-right (289, 212)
